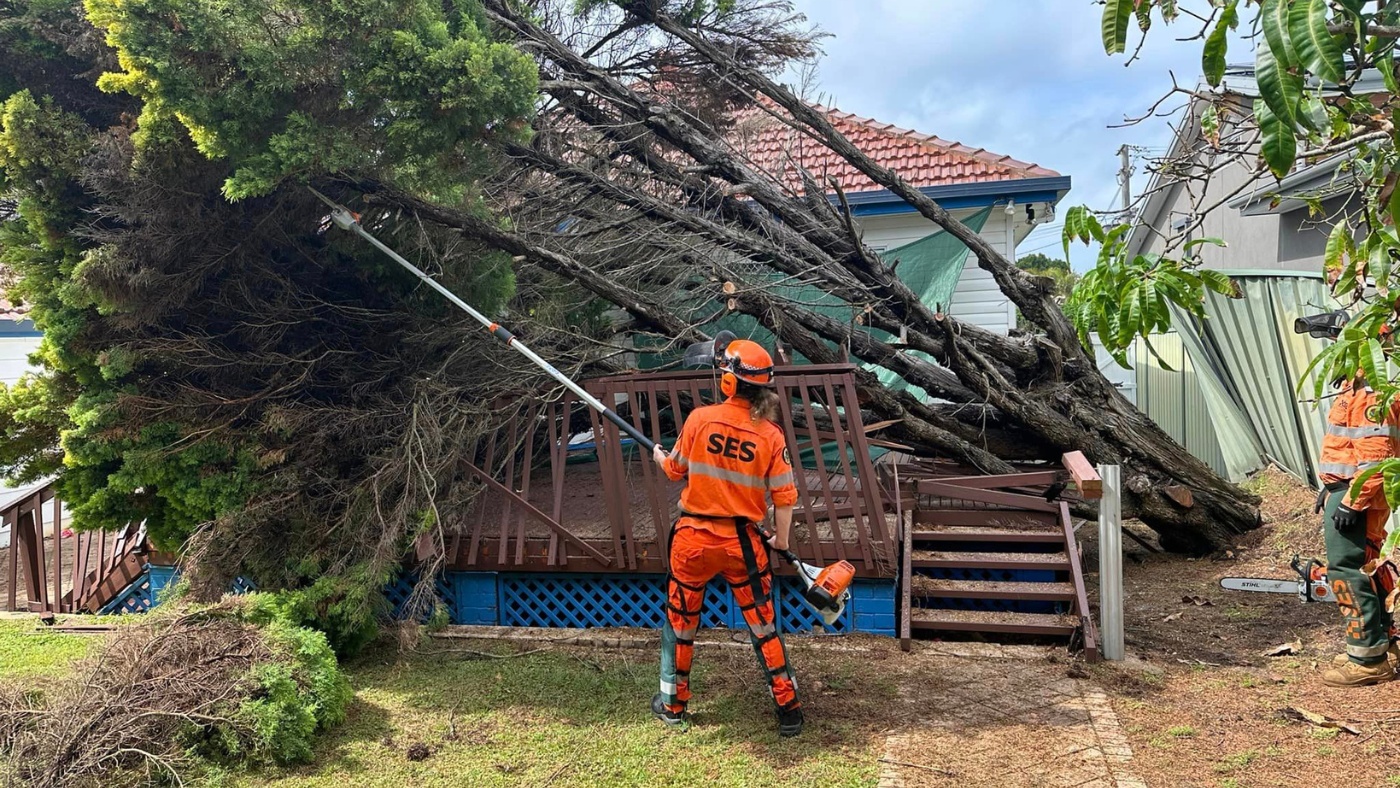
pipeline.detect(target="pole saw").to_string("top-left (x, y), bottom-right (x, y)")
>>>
top-left (311, 189), bottom-right (854, 623)
top-left (310, 188), bottom-right (654, 452)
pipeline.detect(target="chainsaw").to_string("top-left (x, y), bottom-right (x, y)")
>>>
top-left (1220, 555), bottom-right (1335, 604)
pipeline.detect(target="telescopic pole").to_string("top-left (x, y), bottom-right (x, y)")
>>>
top-left (309, 188), bottom-right (657, 452)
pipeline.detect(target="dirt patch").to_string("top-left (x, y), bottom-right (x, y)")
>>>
top-left (1082, 467), bottom-right (1400, 787)
top-left (1106, 659), bottom-right (1400, 788)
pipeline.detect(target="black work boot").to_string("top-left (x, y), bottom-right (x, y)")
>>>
top-left (777, 705), bottom-right (804, 738)
top-left (651, 693), bottom-right (688, 728)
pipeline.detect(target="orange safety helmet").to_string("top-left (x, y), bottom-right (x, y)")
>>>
top-left (719, 339), bottom-right (775, 399)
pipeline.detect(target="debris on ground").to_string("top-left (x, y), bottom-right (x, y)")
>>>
top-left (1280, 707), bottom-right (1362, 736)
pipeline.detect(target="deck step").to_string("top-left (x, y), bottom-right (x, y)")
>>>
top-left (912, 525), bottom-right (1063, 545)
top-left (909, 577), bottom-right (1075, 601)
top-left (911, 550), bottom-right (1070, 571)
top-left (909, 608), bottom-right (1078, 635)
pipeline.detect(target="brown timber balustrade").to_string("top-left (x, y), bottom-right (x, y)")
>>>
top-left (0, 481), bottom-right (149, 615)
top-left (436, 364), bottom-right (899, 578)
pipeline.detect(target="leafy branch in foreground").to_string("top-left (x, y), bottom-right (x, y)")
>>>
top-left (1060, 205), bottom-right (1239, 368)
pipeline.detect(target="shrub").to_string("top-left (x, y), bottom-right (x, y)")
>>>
top-left (0, 596), bottom-right (352, 785)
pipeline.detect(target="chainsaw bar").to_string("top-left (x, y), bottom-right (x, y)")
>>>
top-left (1220, 578), bottom-right (1303, 595)
top-left (1220, 576), bottom-right (1334, 603)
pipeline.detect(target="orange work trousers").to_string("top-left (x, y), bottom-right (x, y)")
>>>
top-left (657, 521), bottom-right (800, 714)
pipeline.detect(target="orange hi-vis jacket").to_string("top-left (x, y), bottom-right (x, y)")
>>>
top-left (1320, 378), bottom-right (1400, 511)
top-left (660, 398), bottom-right (799, 529)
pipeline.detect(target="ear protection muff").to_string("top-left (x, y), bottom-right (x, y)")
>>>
top-left (720, 371), bottom-right (738, 399)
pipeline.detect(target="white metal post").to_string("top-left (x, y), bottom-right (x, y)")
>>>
top-left (1098, 464), bottom-right (1125, 661)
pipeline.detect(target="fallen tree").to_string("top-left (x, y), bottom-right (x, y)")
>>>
top-left (0, 0), bottom-right (1259, 621)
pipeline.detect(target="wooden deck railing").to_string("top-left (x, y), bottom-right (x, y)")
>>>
top-left (433, 364), bottom-right (898, 577)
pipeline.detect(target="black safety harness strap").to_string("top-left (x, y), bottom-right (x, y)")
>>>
top-left (734, 517), bottom-right (773, 620)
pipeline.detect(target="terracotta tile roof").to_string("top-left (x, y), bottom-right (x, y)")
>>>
top-left (731, 105), bottom-right (1060, 195)
top-left (0, 299), bottom-right (28, 321)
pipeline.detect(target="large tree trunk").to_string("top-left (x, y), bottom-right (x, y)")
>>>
top-left (377, 0), bottom-right (1263, 552)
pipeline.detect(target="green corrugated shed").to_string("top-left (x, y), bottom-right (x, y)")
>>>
top-left (1133, 272), bottom-right (1336, 484)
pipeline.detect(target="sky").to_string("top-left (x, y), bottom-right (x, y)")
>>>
top-left (790, 0), bottom-right (1223, 270)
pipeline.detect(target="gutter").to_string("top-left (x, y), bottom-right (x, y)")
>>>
top-left (840, 175), bottom-right (1072, 217)
top-left (1228, 152), bottom-right (1360, 216)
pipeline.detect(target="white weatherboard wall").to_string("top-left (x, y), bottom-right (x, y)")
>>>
top-left (0, 323), bottom-right (43, 549)
top-left (857, 209), bottom-right (1020, 335)
top-left (0, 334), bottom-right (41, 386)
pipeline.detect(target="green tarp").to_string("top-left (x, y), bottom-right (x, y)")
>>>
top-left (867, 208), bottom-right (990, 398)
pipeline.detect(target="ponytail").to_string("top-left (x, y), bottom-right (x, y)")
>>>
top-left (736, 380), bottom-right (780, 423)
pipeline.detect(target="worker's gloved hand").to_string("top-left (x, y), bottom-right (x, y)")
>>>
top-left (1313, 488), bottom-right (1327, 514)
top-left (766, 532), bottom-right (789, 551)
top-left (1333, 503), bottom-right (1366, 533)
top-left (652, 444), bottom-right (667, 467)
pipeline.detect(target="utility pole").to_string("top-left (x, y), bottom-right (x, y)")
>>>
top-left (1117, 145), bottom-right (1132, 217)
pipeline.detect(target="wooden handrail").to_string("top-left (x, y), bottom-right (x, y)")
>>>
top-left (1061, 452), bottom-right (1102, 500)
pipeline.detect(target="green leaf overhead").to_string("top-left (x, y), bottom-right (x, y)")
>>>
top-left (1289, 0), bottom-right (1347, 84)
top-left (1202, 0), bottom-right (1239, 87)
top-left (1254, 98), bottom-right (1297, 179)
top-left (1102, 0), bottom-right (1134, 54)
top-left (1363, 337), bottom-right (1389, 390)
top-left (1135, 1), bottom-right (1153, 33)
top-left (1256, 37), bottom-right (1303, 127)
top-left (1260, 0), bottom-right (1299, 70)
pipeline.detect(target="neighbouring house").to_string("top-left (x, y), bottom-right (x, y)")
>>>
top-left (1123, 64), bottom-right (1371, 485)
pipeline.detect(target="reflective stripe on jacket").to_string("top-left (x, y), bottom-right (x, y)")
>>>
top-left (661, 398), bottom-right (799, 526)
top-left (1319, 379), bottom-right (1400, 510)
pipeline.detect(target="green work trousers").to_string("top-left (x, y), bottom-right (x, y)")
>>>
top-left (1323, 488), bottom-right (1394, 664)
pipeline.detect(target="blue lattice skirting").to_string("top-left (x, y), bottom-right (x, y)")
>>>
top-left (99, 566), bottom-right (255, 614)
top-left (387, 571), bottom-right (895, 636)
top-left (109, 565), bottom-right (896, 636)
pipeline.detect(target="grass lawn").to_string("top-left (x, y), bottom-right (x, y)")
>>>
top-left (233, 639), bottom-right (887, 788)
top-left (0, 618), bottom-right (95, 681)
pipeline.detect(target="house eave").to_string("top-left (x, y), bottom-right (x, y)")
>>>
top-left (0, 319), bottom-right (39, 337)
top-left (1227, 153), bottom-right (1359, 216)
top-left (840, 175), bottom-right (1072, 217)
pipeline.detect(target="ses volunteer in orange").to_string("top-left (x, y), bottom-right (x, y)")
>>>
top-left (647, 338), bottom-right (804, 738)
